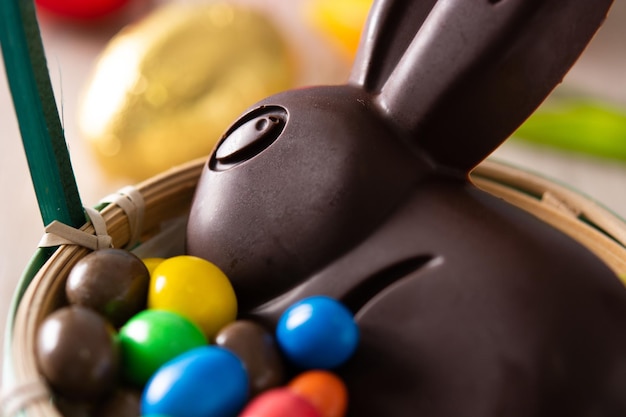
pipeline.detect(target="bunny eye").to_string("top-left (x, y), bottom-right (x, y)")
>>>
top-left (211, 106), bottom-right (287, 171)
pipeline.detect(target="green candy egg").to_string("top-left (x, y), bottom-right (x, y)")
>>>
top-left (119, 309), bottom-right (207, 386)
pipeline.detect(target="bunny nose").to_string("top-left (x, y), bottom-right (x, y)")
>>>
top-left (214, 106), bottom-right (287, 169)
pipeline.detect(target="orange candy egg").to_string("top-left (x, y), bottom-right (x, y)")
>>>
top-left (288, 370), bottom-right (348, 417)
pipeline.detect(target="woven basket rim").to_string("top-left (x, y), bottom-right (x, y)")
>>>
top-left (2, 157), bottom-right (626, 417)
top-left (3, 157), bottom-right (205, 417)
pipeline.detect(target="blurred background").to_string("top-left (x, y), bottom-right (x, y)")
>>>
top-left (1, 0), bottom-right (625, 378)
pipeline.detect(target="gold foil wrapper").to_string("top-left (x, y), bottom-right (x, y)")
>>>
top-left (79, 2), bottom-right (296, 180)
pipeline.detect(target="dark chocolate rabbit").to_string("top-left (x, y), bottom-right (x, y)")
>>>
top-left (187, 0), bottom-right (626, 415)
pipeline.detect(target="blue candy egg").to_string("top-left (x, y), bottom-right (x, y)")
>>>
top-left (141, 346), bottom-right (248, 417)
top-left (276, 295), bottom-right (359, 369)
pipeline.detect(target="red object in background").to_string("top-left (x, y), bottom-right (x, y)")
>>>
top-left (36, 0), bottom-right (131, 19)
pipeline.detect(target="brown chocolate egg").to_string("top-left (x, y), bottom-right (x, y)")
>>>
top-left (95, 388), bottom-right (142, 417)
top-left (53, 396), bottom-right (94, 417)
top-left (215, 320), bottom-right (285, 396)
top-left (36, 306), bottom-right (119, 401)
top-left (66, 248), bottom-right (150, 327)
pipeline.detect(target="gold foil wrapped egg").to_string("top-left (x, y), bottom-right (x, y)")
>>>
top-left (79, 2), bottom-right (296, 180)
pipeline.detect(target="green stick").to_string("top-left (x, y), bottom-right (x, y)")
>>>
top-left (0, 0), bottom-right (84, 228)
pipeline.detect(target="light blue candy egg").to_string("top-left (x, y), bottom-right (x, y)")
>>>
top-left (141, 346), bottom-right (248, 417)
top-left (276, 295), bottom-right (359, 369)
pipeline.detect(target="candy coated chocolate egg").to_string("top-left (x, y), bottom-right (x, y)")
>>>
top-left (95, 388), bottom-right (142, 417)
top-left (53, 395), bottom-right (95, 417)
top-left (118, 309), bottom-right (207, 386)
top-left (142, 346), bottom-right (248, 417)
top-left (36, 0), bottom-right (130, 19)
top-left (142, 257), bottom-right (165, 276)
top-left (78, 2), bottom-right (296, 180)
top-left (66, 248), bottom-right (150, 327)
top-left (288, 371), bottom-right (348, 417)
top-left (239, 388), bottom-right (321, 417)
top-left (276, 296), bottom-right (358, 369)
top-left (215, 320), bottom-right (285, 396)
top-left (148, 255), bottom-right (237, 340)
top-left (36, 306), bottom-right (119, 400)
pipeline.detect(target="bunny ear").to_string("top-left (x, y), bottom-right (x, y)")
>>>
top-left (363, 0), bottom-right (613, 172)
top-left (349, 0), bottom-right (439, 93)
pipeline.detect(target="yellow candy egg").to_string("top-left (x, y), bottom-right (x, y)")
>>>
top-left (142, 257), bottom-right (165, 276)
top-left (148, 255), bottom-right (237, 340)
top-left (79, 2), bottom-right (297, 181)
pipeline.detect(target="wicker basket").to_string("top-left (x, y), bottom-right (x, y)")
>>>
top-left (2, 156), bottom-right (626, 417)
top-left (2, 157), bottom-right (204, 417)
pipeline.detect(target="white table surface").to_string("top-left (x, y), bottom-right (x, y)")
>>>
top-left (1, 0), bottom-right (626, 381)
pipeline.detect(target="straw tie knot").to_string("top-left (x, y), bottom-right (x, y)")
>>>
top-left (38, 206), bottom-right (112, 250)
top-left (100, 185), bottom-right (145, 249)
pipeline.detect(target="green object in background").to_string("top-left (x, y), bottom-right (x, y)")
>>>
top-left (513, 98), bottom-right (626, 162)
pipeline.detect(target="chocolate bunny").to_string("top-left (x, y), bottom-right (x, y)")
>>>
top-left (187, 0), bottom-right (626, 415)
